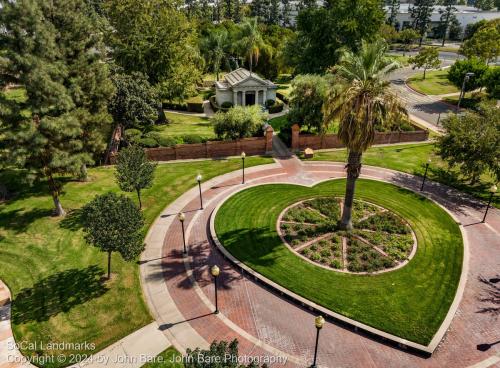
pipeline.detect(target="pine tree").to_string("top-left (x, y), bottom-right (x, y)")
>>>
top-left (269, 0), bottom-right (280, 24)
top-left (410, 0), bottom-right (435, 46)
top-left (281, 0), bottom-right (292, 27)
top-left (387, 0), bottom-right (401, 28)
top-left (0, 0), bottom-right (114, 215)
top-left (438, 0), bottom-right (457, 46)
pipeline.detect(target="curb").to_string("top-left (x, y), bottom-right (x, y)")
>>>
top-left (208, 175), bottom-right (469, 356)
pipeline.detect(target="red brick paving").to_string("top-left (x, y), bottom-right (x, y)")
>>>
top-left (156, 156), bottom-right (500, 368)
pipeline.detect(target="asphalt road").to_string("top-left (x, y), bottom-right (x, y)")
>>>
top-left (388, 60), bottom-right (457, 131)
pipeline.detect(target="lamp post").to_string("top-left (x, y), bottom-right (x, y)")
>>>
top-left (457, 72), bottom-right (474, 112)
top-left (420, 158), bottom-right (432, 191)
top-left (178, 212), bottom-right (187, 255)
top-left (310, 315), bottom-right (325, 368)
top-left (241, 152), bottom-right (246, 184)
top-left (210, 265), bottom-right (220, 314)
top-left (196, 174), bottom-right (203, 210)
top-left (482, 185), bottom-right (497, 223)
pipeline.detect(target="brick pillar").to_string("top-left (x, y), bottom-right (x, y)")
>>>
top-left (291, 124), bottom-right (300, 151)
top-left (265, 126), bottom-right (274, 154)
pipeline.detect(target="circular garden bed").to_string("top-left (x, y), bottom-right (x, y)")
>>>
top-left (214, 179), bottom-right (463, 345)
top-left (278, 197), bottom-right (416, 273)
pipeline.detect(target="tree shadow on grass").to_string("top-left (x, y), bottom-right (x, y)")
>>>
top-left (0, 207), bottom-right (53, 233)
top-left (11, 265), bottom-right (108, 324)
top-left (59, 208), bottom-right (83, 231)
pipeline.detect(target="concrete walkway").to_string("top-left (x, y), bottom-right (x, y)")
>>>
top-left (140, 148), bottom-right (499, 367)
top-left (1, 146), bottom-right (499, 367)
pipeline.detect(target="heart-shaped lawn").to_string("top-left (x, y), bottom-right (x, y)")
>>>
top-left (214, 179), bottom-right (463, 345)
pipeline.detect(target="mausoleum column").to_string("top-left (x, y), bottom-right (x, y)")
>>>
top-left (233, 90), bottom-right (237, 106)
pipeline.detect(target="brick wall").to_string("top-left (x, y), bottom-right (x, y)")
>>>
top-left (291, 124), bottom-right (429, 151)
top-left (142, 126), bottom-right (274, 162)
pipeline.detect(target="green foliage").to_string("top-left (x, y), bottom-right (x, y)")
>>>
top-left (474, 0), bottom-right (495, 9)
top-left (438, 104), bottom-right (500, 183)
top-left (387, 0), bottom-right (401, 27)
top-left (213, 105), bottom-right (267, 140)
top-left (464, 19), bottom-right (487, 40)
top-left (447, 57), bottom-right (488, 91)
top-left (109, 72), bottom-right (159, 129)
top-left (408, 47), bottom-right (440, 79)
top-left (286, 0), bottom-right (385, 73)
top-left (185, 339), bottom-right (267, 368)
top-left (0, 0), bottom-right (114, 214)
top-left (409, 0), bottom-right (435, 45)
top-left (483, 67), bottom-right (500, 99)
top-left (288, 74), bottom-right (331, 133)
top-left (104, 0), bottom-right (202, 101)
top-left (82, 192), bottom-right (144, 278)
top-left (115, 145), bottom-right (157, 208)
top-left (236, 18), bottom-right (271, 72)
top-left (221, 101), bottom-right (234, 109)
top-left (200, 29), bottom-right (230, 81)
top-left (398, 28), bottom-right (420, 51)
top-left (460, 19), bottom-right (500, 62)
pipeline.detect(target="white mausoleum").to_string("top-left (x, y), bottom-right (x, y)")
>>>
top-left (215, 68), bottom-right (277, 107)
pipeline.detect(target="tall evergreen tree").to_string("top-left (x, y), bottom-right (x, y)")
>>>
top-left (269, 0), bottom-right (280, 24)
top-left (0, 0), bottom-right (114, 216)
top-left (438, 0), bottom-right (457, 46)
top-left (410, 0), bottom-right (435, 46)
top-left (234, 0), bottom-right (242, 22)
top-left (387, 0), bottom-right (401, 28)
top-left (225, 0), bottom-right (233, 19)
top-left (281, 0), bottom-right (292, 27)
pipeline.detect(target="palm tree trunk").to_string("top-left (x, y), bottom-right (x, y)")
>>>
top-left (339, 151), bottom-right (362, 230)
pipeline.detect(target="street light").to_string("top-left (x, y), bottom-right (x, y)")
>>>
top-left (241, 152), bottom-right (246, 184)
top-left (482, 185), bottom-right (497, 223)
top-left (178, 212), bottom-right (187, 255)
top-left (310, 315), bottom-right (325, 368)
top-left (420, 158), bottom-right (432, 191)
top-left (196, 174), bottom-right (203, 210)
top-left (457, 72), bottom-right (474, 112)
top-left (210, 265), bottom-right (220, 314)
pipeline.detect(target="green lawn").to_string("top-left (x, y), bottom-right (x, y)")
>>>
top-left (142, 347), bottom-right (184, 367)
top-left (388, 54), bottom-right (410, 66)
top-left (407, 69), bottom-right (459, 95)
top-left (157, 112), bottom-right (215, 140)
top-left (215, 180), bottom-right (463, 345)
top-left (0, 156), bottom-right (272, 367)
top-left (306, 143), bottom-right (499, 207)
top-left (276, 83), bottom-right (292, 97)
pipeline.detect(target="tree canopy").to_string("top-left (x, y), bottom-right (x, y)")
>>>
top-left (408, 47), bottom-right (441, 79)
top-left (438, 103), bottom-right (499, 183)
top-left (82, 192), bottom-right (145, 279)
top-left (0, 0), bottom-right (114, 215)
top-left (286, 0), bottom-right (385, 74)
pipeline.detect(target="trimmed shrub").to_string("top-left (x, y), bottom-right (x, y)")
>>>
top-left (124, 128), bottom-right (142, 144)
top-left (186, 95), bottom-right (204, 113)
top-left (155, 136), bottom-right (178, 147)
top-left (212, 105), bottom-right (267, 140)
top-left (163, 101), bottom-right (188, 111)
top-left (221, 101), bottom-right (234, 109)
top-left (181, 134), bottom-right (206, 144)
top-left (267, 99), bottom-right (284, 114)
top-left (265, 99), bottom-right (275, 108)
top-left (138, 137), bottom-right (159, 148)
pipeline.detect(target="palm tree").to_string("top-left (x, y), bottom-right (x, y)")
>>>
top-left (323, 39), bottom-right (407, 230)
top-left (200, 29), bottom-right (229, 81)
top-left (237, 17), bottom-right (270, 73)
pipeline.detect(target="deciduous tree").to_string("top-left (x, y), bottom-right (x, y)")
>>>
top-left (82, 192), bottom-right (145, 280)
top-left (447, 57), bottom-right (488, 91)
top-left (460, 19), bottom-right (500, 63)
top-left (438, 103), bottom-right (499, 183)
top-left (408, 47), bottom-right (441, 79)
top-left (115, 145), bottom-right (157, 209)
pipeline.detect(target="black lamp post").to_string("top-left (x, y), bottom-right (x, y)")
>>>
top-left (196, 174), bottom-right (203, 209)
top-left (482, 185), bottom-right (497, 223)
top-left (178, 212), bottom-right (187, 255)
top-left (241, 151), bottom-right (246, 184)
top-left (310, 315), bottom-right (325, 368)
top-left (420, 158), bottom-right (431, 191)
top-left (211, 265), bottom-right (220, 314)
top-left (457, 72), bottom-right (474, 112)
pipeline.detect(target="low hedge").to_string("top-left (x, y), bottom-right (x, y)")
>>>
top-left (276, 92), bottom-right (289, 105)
top-left (163, 101), bottom-right (188, 111)
top-left (267, 99), bottom-right (284, 114)
top-left (186, 95), bottom-right (204, 113)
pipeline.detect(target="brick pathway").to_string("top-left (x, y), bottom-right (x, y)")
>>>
top-left (141, 151), bottom-right (500, 368)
